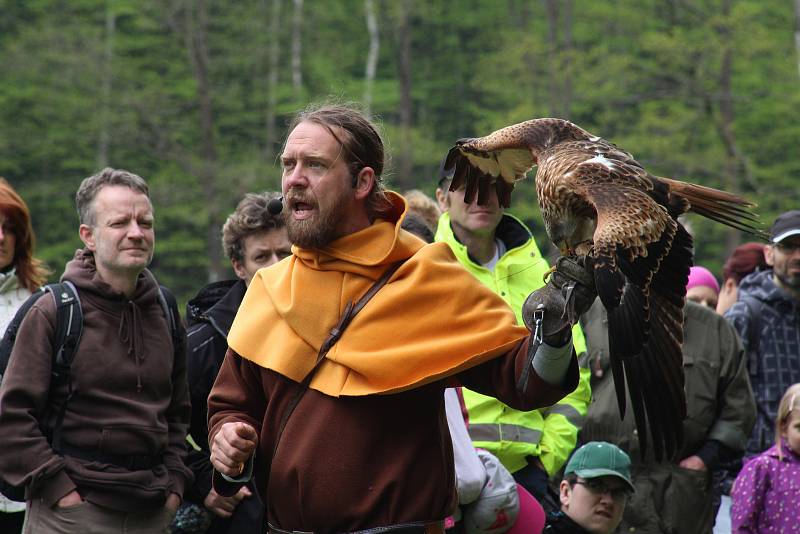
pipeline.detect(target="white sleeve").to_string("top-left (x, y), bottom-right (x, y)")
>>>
top-left (444, 388), bottom-right (486, 505)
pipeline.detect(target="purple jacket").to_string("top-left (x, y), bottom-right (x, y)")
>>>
top-left (731, 442), bottom-right (800, 533)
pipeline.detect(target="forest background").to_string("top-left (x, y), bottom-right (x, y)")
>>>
top-left (2, 0), bottom-right (799, 306)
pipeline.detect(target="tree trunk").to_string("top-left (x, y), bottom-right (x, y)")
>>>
top-left (291, 0), bottom-right (303, 89)
top-left (714, 0), bottom-right (753, 251)
top-left (363, 0), bottom-right (379, 116)
top-left (543, 0), bottom-right (560, 117)
top-left (561, 0), bottom-right (573, 118)
top-left (184, 0), bottom-right (224, 282)
top-left (264, 0), bottom-right (283, 161)
top-left (395, 0), bottom-right (413, 189)
top-left (96, 6), bottom-right (115, 168)
top-left (512, 1), bottom-right (537, 104)
top-left (795, 0), bottom-right (800, 79)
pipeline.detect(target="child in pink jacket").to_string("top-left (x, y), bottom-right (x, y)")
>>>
top-left (731, 383), bottom-right (800, 533)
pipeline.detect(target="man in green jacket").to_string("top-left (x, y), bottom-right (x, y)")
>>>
top-left (579, 299), bottom-right (756, 534)
top-left (435, 177), bottom-right (592, 501)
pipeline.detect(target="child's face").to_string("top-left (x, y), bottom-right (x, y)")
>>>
top-left (781, 410), bottom-right (800, 453)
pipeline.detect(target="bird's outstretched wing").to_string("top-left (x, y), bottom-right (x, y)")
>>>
top-left (567, 168), bottom-right (690, 461)
top-left (439, 118), bottom-right (587, 207)
top-left (439, 144), bottom-right (530, 207)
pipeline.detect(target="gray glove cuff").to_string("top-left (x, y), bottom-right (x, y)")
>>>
top-left (532, 339), bottom-right (574, 386)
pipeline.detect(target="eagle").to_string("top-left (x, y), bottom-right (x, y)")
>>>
top-left (440, 118), bottom-right (764, 461)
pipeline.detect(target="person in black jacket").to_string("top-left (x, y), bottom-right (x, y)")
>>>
top-left (181, 191), bottom-right (289, 534)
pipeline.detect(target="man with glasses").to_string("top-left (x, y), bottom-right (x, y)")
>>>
top-left (544, 441), bottom-right (634, 534)
top-left (725, 210), bottom-right (800, 457)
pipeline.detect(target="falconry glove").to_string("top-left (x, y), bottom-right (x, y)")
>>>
top-left (516, 256), bottom-right (596, 391)
top-left (522, 256), bottom-right (596, 347)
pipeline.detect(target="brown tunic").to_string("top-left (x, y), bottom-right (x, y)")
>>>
top-left (208, 339), bottom-right (578, 532)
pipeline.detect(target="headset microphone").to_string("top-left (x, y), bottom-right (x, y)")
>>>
top-left (267, 196), bottom-right (284, 215)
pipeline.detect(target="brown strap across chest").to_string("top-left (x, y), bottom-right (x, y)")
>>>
top-left (272, 259), bottom-right (407, 456)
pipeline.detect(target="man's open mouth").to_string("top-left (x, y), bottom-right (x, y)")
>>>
top-left (289, 198), bottom-right (315, 220)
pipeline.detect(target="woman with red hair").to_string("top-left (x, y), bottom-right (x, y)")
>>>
top-left (716, 242), bottom-right (767, 315)
top-left (0, 177), bottom-right (49, 532)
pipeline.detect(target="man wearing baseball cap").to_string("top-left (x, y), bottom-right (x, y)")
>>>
top-left (725, 210), bottom-right (800, 458)
top-left (544, 441), bottom-right (634, 534)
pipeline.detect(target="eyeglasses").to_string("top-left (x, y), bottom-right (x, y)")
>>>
top-left (775, 241), bottom-right (800, 253)
top-left (575, 478), bottom-right (632, 501)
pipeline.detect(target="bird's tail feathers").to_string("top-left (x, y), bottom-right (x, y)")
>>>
top-left (659, 177), bottom-right (768, 239)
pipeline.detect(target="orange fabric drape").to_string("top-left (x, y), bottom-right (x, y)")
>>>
top-left (227, 192), bottom-right (528, 396)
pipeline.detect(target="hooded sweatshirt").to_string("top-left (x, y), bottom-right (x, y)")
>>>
top-left (0, 249), bottom-right (192, 511)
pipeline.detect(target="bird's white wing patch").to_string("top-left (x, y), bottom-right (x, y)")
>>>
top-left (582, 154), bottom-right (616, 170)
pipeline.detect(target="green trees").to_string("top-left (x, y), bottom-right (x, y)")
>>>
top-left (2, 0), bottom-right (797, 303)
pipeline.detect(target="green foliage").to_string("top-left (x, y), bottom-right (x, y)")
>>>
top-left (1, 0), bottom-right (798, 304)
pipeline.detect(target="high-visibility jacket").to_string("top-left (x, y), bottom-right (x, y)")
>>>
top-left (435, 212), bottom-right (591, 475)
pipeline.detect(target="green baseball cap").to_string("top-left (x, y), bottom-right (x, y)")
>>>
top-left (564, 441), bottom-right (635, 493)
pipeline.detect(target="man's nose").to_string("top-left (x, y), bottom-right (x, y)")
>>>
top-left (127, 222), bottom-right (145, 239)
top-left (282, 165), bottom-right (309, 192)
top-left (598, 489), bottom-right (616, 503)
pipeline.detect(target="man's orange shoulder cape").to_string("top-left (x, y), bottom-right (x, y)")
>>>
top-left (227, 192), bottom-right (528, 396)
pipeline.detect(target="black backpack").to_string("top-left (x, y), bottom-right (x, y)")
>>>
top-left (0, 281), bottom-right (180, 502)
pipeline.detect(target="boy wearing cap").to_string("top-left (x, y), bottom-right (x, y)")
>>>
top-left (725, 210), bottom-right (800, 457)
top-left (544, 441), bottom-right (634, 534)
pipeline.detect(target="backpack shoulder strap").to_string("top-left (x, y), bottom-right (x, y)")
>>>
top-left (49, 281), bottom-right (83, 370)
top-left (0, 288), bottom-right (47, 377)
top-left (157, 284), bottom-right (181, 355)
top-left (46, 281), bottom-right (83, 452)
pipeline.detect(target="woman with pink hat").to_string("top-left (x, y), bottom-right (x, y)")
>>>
top-left (686, 265), bottom-right (720, 310)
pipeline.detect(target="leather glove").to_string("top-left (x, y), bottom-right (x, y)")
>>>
top-left (522, 256), bottom-right (597, 346)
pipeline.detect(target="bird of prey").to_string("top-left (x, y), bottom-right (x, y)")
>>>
top-left (440, 118), bottom-right (764, 461)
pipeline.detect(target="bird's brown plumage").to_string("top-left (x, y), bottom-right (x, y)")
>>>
top-left (440, 118), bottom-right (765, 461)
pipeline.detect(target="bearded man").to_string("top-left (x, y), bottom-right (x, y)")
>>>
top-left (206, 104), bottom-right (595, 533)
top-left (724, 210), bottom-right (800, 457)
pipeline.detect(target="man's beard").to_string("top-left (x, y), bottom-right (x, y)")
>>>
top-left (285, 191), bottom-right (347, 249)
top-left (775, 264), bottom-right (800, 290)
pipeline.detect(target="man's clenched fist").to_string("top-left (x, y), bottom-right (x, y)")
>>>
top-left (210, 421), bottom-right (258, 477)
